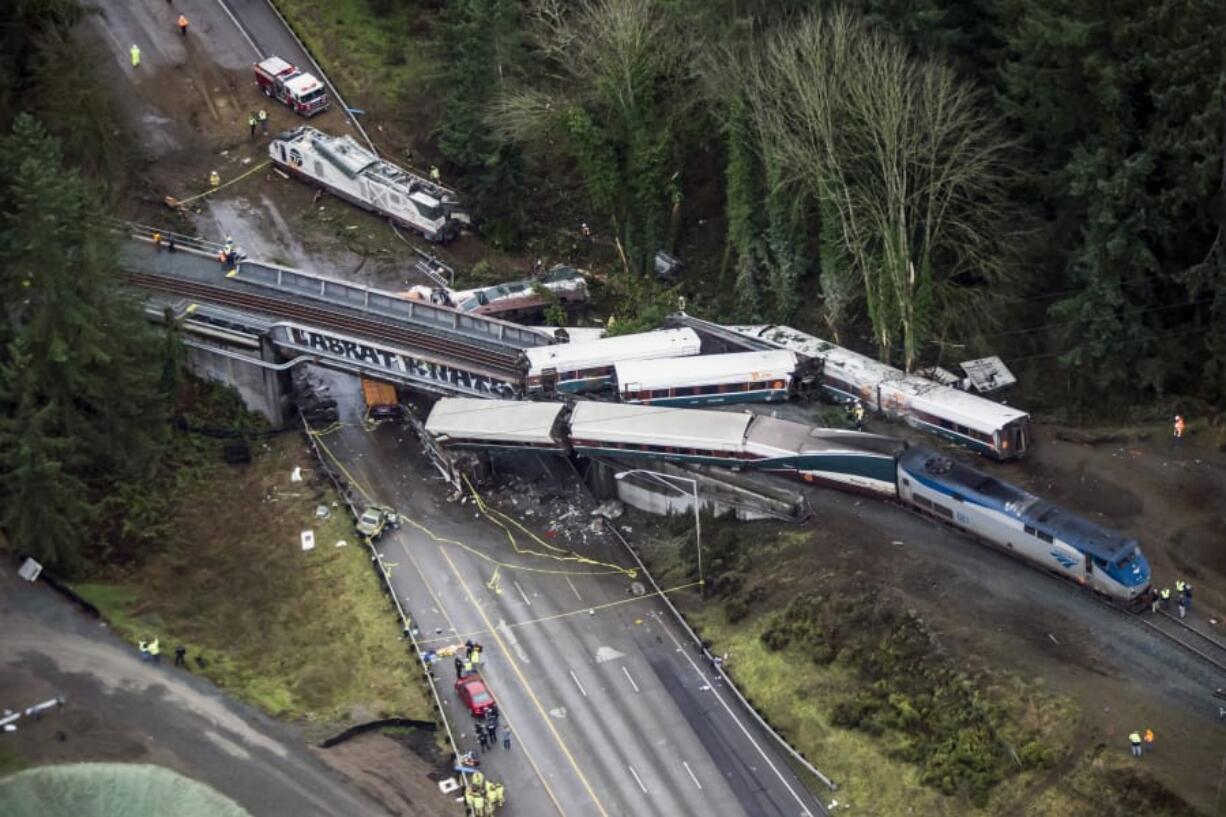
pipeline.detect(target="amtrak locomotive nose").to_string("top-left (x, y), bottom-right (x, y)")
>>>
top-left (895, 447), bottom-right (1152, 604)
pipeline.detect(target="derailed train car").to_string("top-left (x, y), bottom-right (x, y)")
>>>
top-left (728, 324), bottom-right (1032, 461)
top-left (423, 398), bottom-right (1150, 604)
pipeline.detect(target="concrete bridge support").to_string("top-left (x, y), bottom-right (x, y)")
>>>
top-left (183, 335), bottom-right (294, 427)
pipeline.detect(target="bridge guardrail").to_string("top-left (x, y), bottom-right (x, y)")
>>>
top-left (116, 220), bottom-right (553, 352)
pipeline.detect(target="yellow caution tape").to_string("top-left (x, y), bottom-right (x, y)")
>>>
top-left (174, 160), bottom-right (271, 207)
top-left (308, 428), bottom-right (630, 578)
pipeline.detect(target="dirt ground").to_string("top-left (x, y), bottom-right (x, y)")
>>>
top-left (312, 733), bottom-right (458, 817)
top-left (638, 416), bottom-right (1226, 814)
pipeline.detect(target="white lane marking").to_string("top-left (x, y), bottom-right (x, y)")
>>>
top-left (565, 576), bottom-right (583, 601)
top-left (621, 665), bottom-right (640, 693)
top-left (568, 669), bottom-right (588, 698)
top-left (513, 579), bottom-right (532, 607)
top-left (595, 646), bottom-right (625, 664)
top-left (682, 760), bottom-right (702, 790)
top-left (214, 0), bottom-right (264, 58)
top-left (628, 764), bottom-right (648, 794)
top-left (496, 619), bottom-right (530, 663)
top-left (654, 613), bottom-right (814, 817)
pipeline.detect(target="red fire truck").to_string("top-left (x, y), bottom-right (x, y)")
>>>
top-left (254, 57), bottom-right (329, 117)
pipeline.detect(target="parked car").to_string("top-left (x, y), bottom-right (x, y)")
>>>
top-left (356, 506), bottom-right (398, 539)
top-left (455, 675), bottom-right (496, 718)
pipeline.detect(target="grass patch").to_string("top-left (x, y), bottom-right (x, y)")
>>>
top-left (75, 434), bottom-right (429, 726)
top-left (271, 0), bottom-right (434, 107)
top-left (693, 609), bottom-right (957, 816)
top-left (0, 744), bottom-right (29, 778)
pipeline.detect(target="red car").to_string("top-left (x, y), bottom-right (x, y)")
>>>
top-left (455, 675), bottom-right (496, 717)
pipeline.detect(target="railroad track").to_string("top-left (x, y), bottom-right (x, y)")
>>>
top-left (121, 270), bottom-right (524, 378)
top-left (878, 494), bottom-right (1226, 678)
top-left (1134, 609), bottom-right (1226, 675)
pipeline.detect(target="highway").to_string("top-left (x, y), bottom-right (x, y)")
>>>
top-left (90, 0), bottom-right (831, 814)
top-left (313, 369), bottom-right (827, 817)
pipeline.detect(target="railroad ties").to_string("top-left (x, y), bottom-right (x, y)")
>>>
top-left (116, 233), bottom-right (545, 399)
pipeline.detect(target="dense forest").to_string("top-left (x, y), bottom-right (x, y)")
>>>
top-left (0, 0), bottom-right (1222, 569)
top-left (428, 0), bottom-right (1225, 405)
top-left (0, 1), bottom-right (180, 569)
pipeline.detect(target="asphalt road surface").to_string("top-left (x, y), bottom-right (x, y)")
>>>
top-left (314, 369), bottom-right (828, 817)
top-left (0, 568), bottom-right (393, 817)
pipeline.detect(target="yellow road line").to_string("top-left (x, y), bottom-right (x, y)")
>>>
top-left (398, 541), bottom-right (569, 817)
top-left (439, 546), bottom-right (612, 817)
top-left (413, 580), bottom-right (702, 647)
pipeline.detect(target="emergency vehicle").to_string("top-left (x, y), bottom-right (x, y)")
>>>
top-left (254, 56), bottom-right (329, 117)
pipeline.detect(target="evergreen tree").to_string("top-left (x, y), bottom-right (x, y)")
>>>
top-left (434, 0), bottom-right (528, 247)
top-left (995, 0), bottom-right (1225, 395)
top-left (0, 115), bottom-right (175, 568)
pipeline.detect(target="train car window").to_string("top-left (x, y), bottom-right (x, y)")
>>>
top-left (933, 504), bottom-right (954, 520)
top-left (902, 478), bottom-right (910, 487)
top-left (1024, 525), bottom-right (1036, 536)
top-left (914, 495), bottom-right (932, 509)
top-left (1036, 530), bottom-right (1053, 543)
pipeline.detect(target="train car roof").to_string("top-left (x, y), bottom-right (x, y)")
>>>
top-left (524, 328), bottom-right (701, 373)
top-left (731, 324), bottom-right (1029, 430)
top-left (569, 401), bottom-right (751, 451)
top-left (614, 350), bottom-right (797, 390)
top-left (425, 398), bottom-right (566, 446)
top-left (745, 418), bottom-right (906, 458)
top-left (898, 447), bottom-right (1136, 562)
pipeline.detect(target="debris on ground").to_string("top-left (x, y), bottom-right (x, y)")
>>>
top-left (590, 500), bottom-right (625, 522)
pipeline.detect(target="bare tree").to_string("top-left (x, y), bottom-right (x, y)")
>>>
top-left (746, 10), bottom-right (1018, 369)
top-left (492, 0), bottom-right (691, 274)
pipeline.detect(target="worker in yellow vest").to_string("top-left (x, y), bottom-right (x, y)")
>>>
top-left (209, 170), bottom-right (221, 188)
top-left (130, 44), bottom-right (141, 68)
top-left (148, 638), bottom-right (161, 664)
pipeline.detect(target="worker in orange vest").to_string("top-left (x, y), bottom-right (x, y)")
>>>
top-left (178, 14), bottom-right (189, 37)
top-left (1172, 415), bottom-right (1186, 448)
top-left (1143, 728), bottom-right (1155, 753)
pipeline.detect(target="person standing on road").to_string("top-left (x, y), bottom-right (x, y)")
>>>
top-left (1149, 586), bottom-right (1160, 614)
top-left (177, 14), bottom-right (189, 37)
top-left (130, 44), bottom-right (141, 68)
top-left (1143, 728), bottom-right (1154, 753)
top-left (1172, 415), bottom-right (1185, 448)
top-left (476, 725), bottom-right (489, 753)
top-left (248, 114), bottom-right (257, 138)
top-left (152, 231), bottom-right (162, 252)
top-left (174, 645), bottom-right (187, 667)
top-left (148, 638), bottom-right (161, 664)
top-left (1177, 593), bottom-right (1188, 619)
top-left (1129, 731), bottom-right (1142, 757)
top-left (502, 728), bottom-right (511, 751)
top-left (455, 656), bottom-right (464, 678)
top-left (258, 109), bottom-right (269, 135)
top-left (853, 400), bottom-right (865, 431)
top-left (430, 165), bottom-right (441, 183)
top-left (1160, 586), bottom-right (1171, 610)
top-left (138, 639), bottom-right (150, 661)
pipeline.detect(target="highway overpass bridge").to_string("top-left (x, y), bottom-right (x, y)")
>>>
top-left (118, 223), bottom-right (552, 422)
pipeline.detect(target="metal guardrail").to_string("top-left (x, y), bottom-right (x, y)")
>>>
top-left (300, 416), bottom-right (467, 778)
top-left (118, 221), bottom-right (551, 352)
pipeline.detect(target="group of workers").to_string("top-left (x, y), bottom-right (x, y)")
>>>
top-left (129, 13), bottom-right (190, 68)
top-left (1149, 580), bottom-right (1195, 619)
top-left (1128, 728), bottom-right (1156, 757)
top-left (462, 770), bottom-right (506, 816)
top-left (248, 110), bottom-right (269, 138)
top-left (455, 640), bottom-right (484, 678)
top-left (217, 236), bottom-right (242, 273)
